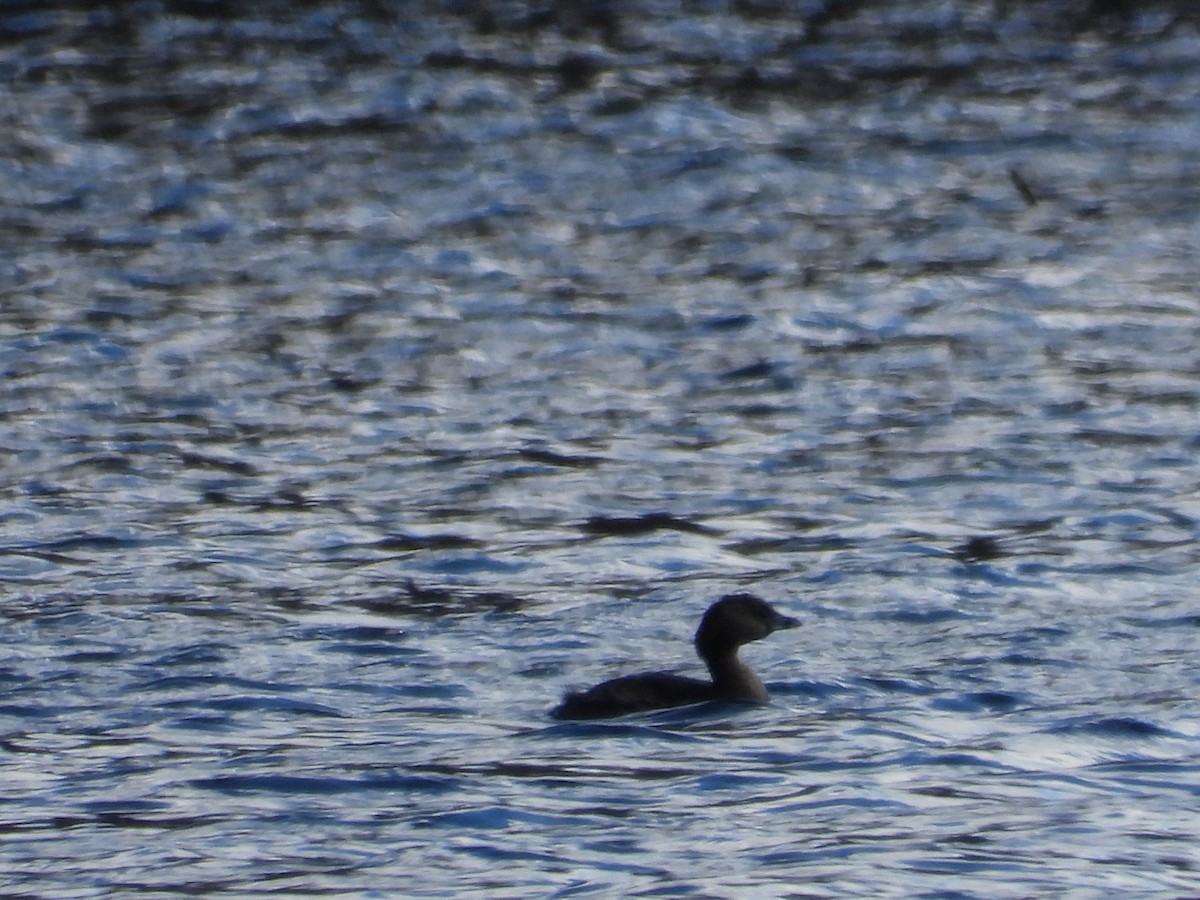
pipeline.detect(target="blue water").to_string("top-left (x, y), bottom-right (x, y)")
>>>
top-left (3, 1), bottom-right (1200, 896)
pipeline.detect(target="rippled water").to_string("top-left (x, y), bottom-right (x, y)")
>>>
top-left (3, 1), bottom-right (1200, 896)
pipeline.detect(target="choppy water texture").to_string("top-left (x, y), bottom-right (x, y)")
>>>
top-left (2, 1), bottom-right (1200, 896)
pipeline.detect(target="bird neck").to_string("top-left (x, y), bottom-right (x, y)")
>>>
top-left (702, 648), bottom-right (768, 701)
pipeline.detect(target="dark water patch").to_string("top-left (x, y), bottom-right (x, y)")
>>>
top-left (902, 748), bottom-right (1012, 772)
top-left (371, 532), bottom-right (483, 552)
top-left (952, 534), bottom-right (1004, 562)
top-left (148, 644), bottom-right (231, 667)
top-left (516, 446), bottom-right (606, 468)
top-left (305, 625), bottom-right (408, 644)
top-left (321, 640), bottom-right (416, 660)
top-left (1044, 717), bottom-right (1175, 739)
top-left (61, 649), bottom-right (124, 664)
top-left (202, 490), bottom-right (325, 514)
top-left (1059, 561), bottom-right (1164, 578)
top-left (79, 798), bottom-right (163, 816)
top-left (1008, 624), bottom-right (1072, 642)
top-left (0, 704), bottom-right (60, 720)
top-left (726, 534), bottom-right (856, 556)
top-left (1123, 613), bottom-right (1200, 629)
top-left (422, 553), bottom-right (528, 576)
top-left (88, 810), bottom-right (220, 831)
top-left (719, 359), bottom-right (779, 381)
top-left (1088, 759), bottom-right (1198, 790)
top-left (692, 772), bottom-right (779, 792)
top-left (17, 480), bottom-right (69, 498)
top-left (178, 450), bottom-right (258, 476)
top-left (23, 533), bottom-right (147, 555)
top-left (351, 580), bottom-right (526, 618)
top-left (248, 488), bottom-right (324, 512)
top-left (0, 669), bottom-right (33, 688)
top-left (697, 313), bottom-right (755, 332)
top-left (1074, 428), bottom-right (1176, 448)
top-left (192, 772), bottom-right (458, 797)
top-left (580, 513), bottom-right (720, 537)
top-left (413, 759), bottom-right (605, 784)
top-left (325, 369), bottom-right (383, 394)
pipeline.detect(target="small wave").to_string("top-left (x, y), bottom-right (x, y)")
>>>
top-left (928, 690), bottom-right (1024, 713)
top-left (201, 695), bottom-right (346, 717)
top-left (1123, 614), bottom-right (1200, 629)
top-left (893, 749), bottom-right (1012, 770)
top-left (192, 772), bottom-right (458, 796)
top-left (855, 676), bottom-right (936, 696)
top-left (875, 607), bottom-right (972, 625)
top-left (1044, 717), bottom-right (1175, 739)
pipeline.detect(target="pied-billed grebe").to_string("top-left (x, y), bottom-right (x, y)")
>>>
top-left (551, 592), bottom-right (799, 720)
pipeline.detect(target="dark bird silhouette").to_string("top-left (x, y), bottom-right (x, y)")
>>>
top-left (551, 593), bottom-right (799, 720)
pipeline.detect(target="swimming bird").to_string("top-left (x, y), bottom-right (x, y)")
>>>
top-left (551, 592), bottom-right (799, 720)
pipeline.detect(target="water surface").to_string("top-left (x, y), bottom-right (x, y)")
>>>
top-left (2, 2), bottom-right (1200, 896)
